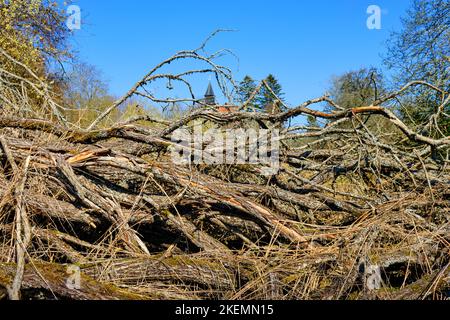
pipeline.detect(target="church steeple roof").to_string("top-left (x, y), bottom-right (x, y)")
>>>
top-left (205, 82), bottom-right (215, 97)
top-left (203, 82), bottom-right (216, 105)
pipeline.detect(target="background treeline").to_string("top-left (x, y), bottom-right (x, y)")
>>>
top-left (1, 0), bottom-right (449, 134)
top-left (236, 0), bottom-right (449, 137)
top-left (0, 0), bottom-right (175, 128)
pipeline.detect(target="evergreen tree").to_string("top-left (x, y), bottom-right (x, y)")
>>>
top-left (259, 74), bottom-right (285, 110)
top-left (237, 74), bottom-right (285, 112)
top-left (236, 75), bottom-right (257, 106)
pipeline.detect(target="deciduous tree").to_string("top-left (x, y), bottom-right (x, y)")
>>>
top-left (384, 0), bottom-right (450, 134)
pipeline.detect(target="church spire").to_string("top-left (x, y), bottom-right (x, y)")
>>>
top-left (204, 82), bottom-right (216, 105)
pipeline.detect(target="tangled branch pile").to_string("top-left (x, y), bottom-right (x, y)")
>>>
top-left (0, 45), bottom-right (449, 301)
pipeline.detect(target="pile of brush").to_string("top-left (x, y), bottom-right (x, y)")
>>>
top-left (0, 45), bottom-right (448, 300)
top-left (0, 101), bottom-right (448, 300)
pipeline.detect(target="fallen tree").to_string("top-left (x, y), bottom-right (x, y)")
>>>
top-left (0, 37), bottom-right (448, 300)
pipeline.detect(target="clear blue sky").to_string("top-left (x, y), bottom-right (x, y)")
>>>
top-left (68, 0), bottom-right (412, 107)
